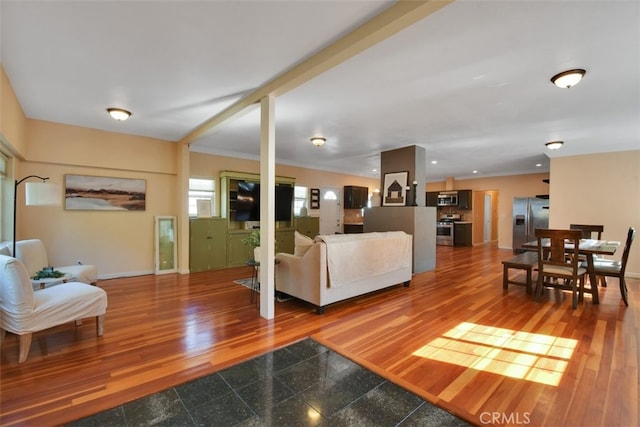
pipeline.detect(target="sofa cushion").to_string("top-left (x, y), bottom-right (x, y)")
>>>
top-left (294, 231), bottom-right (314, 257)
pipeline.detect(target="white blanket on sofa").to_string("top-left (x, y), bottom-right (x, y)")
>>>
top-left (316, 232), bottom-right (411, 288)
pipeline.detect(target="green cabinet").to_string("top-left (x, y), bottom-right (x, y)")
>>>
top-left (227, 229), bottom-right (294, 267)
top-left (295, 216), bottom-right (319, 239)
top-left (276, 229), bottom-right (295, 254)
top-left (189, 218), bottom-right (228, 272)
top-left (227, 231), bottom-right (253, 267)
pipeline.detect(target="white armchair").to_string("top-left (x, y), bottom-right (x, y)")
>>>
top-left (14, 239), bottom-right (97, 285)
top-left (0, 254), bottom-right (107, 363)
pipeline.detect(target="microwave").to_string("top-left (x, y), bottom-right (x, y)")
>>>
top-left (437, 192), bottom-right (458, 206)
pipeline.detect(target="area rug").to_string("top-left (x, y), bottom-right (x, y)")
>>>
top-left (234, 277), bottom-right (292, 302)
top-left (68, 338), bottom-right (470, 426)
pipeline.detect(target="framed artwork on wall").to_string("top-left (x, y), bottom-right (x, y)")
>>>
top-left (64, 174), bottom-right (146, 211)
top-left (310, 188), bottom-right (320, 209)
top-left (382, 171), bottom-right (408, 206)
top-left (196, 199), bottom-right (212, 217)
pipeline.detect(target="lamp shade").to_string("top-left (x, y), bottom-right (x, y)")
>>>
top-left (25, 182), bottom-right (61, 206)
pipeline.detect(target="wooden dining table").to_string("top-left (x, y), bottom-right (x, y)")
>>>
top-left (522, 238), bottom-right (620, 304)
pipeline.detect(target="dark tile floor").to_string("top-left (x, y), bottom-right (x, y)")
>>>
top-left (67, 338), bottom-right (470, 426)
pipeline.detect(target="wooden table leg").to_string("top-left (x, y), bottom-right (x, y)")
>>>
top-left (586, 254), bottom-right (600, 304)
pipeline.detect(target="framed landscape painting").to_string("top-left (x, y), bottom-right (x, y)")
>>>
top-left (382, 171), bottom-right (408, 206)
top-left (65, 174), bottom-right (146, 211)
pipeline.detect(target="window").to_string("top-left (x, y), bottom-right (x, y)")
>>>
top-left (188, 178), bottom-right (215, 217)
top-left (293, 186), bottom-right (307, 216)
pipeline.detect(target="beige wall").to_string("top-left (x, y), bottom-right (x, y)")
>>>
top-left (550, 151), bottom-right (639, 276)
top-left (14, 120), bottom-right (178, 279)
top-left (0, 66), bottom-right (27, 157)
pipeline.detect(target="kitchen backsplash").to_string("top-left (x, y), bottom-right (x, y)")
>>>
top-left (343, 209), bottom-right (364, 224)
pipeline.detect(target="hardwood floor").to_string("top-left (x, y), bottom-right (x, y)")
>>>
top-left (1, 243), bottom-right (638, 426)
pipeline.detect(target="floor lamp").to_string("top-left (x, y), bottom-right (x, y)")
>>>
top-left (13, 175), bottom-right (61, 256)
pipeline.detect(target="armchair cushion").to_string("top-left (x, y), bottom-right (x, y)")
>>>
top-left (0, 253), bottom-right (35, 316)
top-left (14, 239), bottom-right (97, 285)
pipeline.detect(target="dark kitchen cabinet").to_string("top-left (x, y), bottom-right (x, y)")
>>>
top-left (454, 222), bottom-right (472, 246)
top-left (426, 191), bottom-right (439, 207)
top-left (457, 190), bottom-right (472, 210)
top-left (344, 186), bottom-right (368, 209)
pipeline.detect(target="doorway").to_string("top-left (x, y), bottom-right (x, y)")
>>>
top-left (319, 188), bottom-right (341, 235)
top-left (484, 194), bottom-right (492, 243)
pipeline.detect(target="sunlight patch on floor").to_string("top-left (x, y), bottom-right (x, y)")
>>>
top-left (412, 322), bottom-right (577, 386)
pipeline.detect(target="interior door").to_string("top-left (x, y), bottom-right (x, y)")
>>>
top-left (319, 188), bottom-right (341, 235)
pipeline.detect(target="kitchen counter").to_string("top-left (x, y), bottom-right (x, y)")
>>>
top-left (344, 223), bottom-right (364, 234)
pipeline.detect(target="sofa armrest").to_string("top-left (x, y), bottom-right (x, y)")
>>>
top-left (275, 243), bottom-right (325, 306)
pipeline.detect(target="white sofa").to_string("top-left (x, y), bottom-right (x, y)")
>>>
top-left (275, 231), bottom-right (413, 313)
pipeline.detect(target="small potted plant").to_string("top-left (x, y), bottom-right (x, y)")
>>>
top-left (241, 229), bottom-right (261, 262)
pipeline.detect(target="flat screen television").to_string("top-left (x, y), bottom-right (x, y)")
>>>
top-left (275, 185), bottom-right (293, 221)
top-left (236, 182), bottom-right (260, 221)
top-left (235, 182), bottom-right (293, 222)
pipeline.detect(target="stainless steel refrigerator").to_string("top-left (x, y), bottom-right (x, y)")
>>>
top-left (512, 197), bottom-right (549, 253)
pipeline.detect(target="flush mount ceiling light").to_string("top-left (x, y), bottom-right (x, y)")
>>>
top-left (310, 137), bottom-right (326, 147)
top-left (550, 69), bottom-right (586, 88)
top-left (107, 108), bottom-right (132, 121)
top-left (545, 141), bottom-right (564, 150)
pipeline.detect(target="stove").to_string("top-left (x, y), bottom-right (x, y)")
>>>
top-left (438, 213), bottom-right (461, 223)
top-left (437, 214), bottom-right (461, 246)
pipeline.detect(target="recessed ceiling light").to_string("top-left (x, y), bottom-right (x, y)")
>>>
top-left (472, 170), bottom-right (478, 174)
top-left (550, 69), bottom-right (586, 88)
top-left (536, 163), bottom-right (542, 167)
top-left (107, 108), bottom-right (132, 121)
top-left (545, 141), bottom-right (564, 150)
top-left (431, 160), bottom-right (438, 164)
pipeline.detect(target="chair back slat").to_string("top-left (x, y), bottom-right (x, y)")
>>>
top-left (534, 228), bottom-right (585, 309)
top-left (570, 224), bottom-right (604, 240)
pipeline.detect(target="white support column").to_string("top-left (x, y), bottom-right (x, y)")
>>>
top-left (259, 95), bottom-right (276, 319)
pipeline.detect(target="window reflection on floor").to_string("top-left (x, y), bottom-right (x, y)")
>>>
top-left (412, 322), bottom-right (577, 386)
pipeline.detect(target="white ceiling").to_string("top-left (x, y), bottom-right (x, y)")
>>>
top-left (2, 0), bottom-right (639, 183)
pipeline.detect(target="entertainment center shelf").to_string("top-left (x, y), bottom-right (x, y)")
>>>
top-left (220, 171), bottom-right (296, 267)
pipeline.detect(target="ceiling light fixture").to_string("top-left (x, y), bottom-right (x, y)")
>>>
top-left (107, 108), bottom-right (132, 121)
top-left (545, 141), bottom-right (564, 150)
top-left (310, 137), bottom-right (326, 147)
top-left (550, 69), bottom-right (586, 88)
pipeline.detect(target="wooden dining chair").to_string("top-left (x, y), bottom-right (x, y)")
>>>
top-left (535, 228), bottom-right (587, 309)
top-left (570, 224), bottom-right (606, 286)
top-left (589, 227), bottom-right (636, 307)
top-left (569, 224), bottom-right (604, 239)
